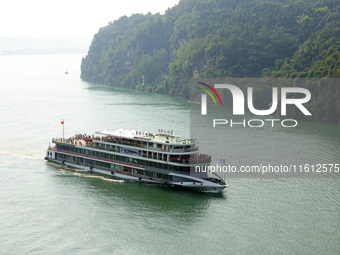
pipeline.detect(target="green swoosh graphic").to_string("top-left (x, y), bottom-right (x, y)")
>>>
top-left (198, 87), bottom-right (217, 106)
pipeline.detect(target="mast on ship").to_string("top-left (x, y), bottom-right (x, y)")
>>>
top-left (61, 119), bottom-right (64, 141)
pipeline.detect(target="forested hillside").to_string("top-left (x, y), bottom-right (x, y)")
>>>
top-left (81, 0), bottom-right (339, 123)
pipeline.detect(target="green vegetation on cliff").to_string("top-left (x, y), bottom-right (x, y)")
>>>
top-left (81, 0), bottom-right (339, 123)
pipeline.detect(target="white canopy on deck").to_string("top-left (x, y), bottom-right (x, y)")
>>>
top-left (99, 128), bottom-right (138, 138)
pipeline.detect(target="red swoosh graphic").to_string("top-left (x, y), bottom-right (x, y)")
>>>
top-left (197, 82), bottom-right (223, 106)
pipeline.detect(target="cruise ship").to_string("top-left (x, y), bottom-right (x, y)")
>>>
top-left (45, 128), bottom-right (227, 192)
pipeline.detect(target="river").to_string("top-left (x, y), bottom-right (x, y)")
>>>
top-left (0, 54), bottom-right (338, 254)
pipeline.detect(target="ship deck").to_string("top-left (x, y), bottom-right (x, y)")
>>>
top-left (51, 136), bottom-right (211, 165)
top-left (98, 128), bottom-right (195, 145)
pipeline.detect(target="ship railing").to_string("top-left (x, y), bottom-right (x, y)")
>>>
top-left (95, 145), bottom-right (120, 153)
top-left (170, 147), bottom-right (198, 153)
top-left (169, 154), bottom-right (212, 164)
top-left (52, 138), bottom-right (94, 147)
top-left (143, 146), bottom-right (163, 151)
top-left (142, 146), bottom-right (198, 152)
top-left (87, 145), bottom-right (166, 161)
top-left (48, 144), bottom-right (57, 150)
top-left (96, 136), bottom-right (199, 152)
top-left (100, 139), bottom-right (163, 151)
top-left (93, 137), bottom-right (200, 153)
top-left (97, 137), bottom-right (143, 148)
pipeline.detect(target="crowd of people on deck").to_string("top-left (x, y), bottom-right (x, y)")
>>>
top-left (65, 134), bottom-right (94, 146)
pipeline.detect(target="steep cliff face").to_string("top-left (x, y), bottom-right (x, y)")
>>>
top-left (81, 12), bottom-right (171, 89)
top-left (81, 0), bottom-right (339, 122)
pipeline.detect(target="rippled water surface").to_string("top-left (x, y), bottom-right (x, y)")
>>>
top-left (0, 54), bottom-right (339, 254)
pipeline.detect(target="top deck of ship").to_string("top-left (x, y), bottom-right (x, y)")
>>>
top-left (97, 128), bottom-right (195, 145)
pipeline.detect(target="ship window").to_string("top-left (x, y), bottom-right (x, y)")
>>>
top-left (124, 167), bottom-right (132, 172)
top-left (104, 162), bottom-right (110, 168)
top-left (174, 166), bottom-right (181, 171)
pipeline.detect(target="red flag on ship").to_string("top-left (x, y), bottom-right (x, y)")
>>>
top-left (61, 120), bottom-right (64, 125)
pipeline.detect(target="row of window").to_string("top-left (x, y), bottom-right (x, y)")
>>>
top-left (57, 145), bottom-right (190, 172)
top-left (56, 153), bottom-right (172, 180)
top-left (100, 137), bottom-right (191, 151)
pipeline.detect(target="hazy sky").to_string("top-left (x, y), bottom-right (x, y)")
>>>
top-left (1, 0), bottom-right (180, 40)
